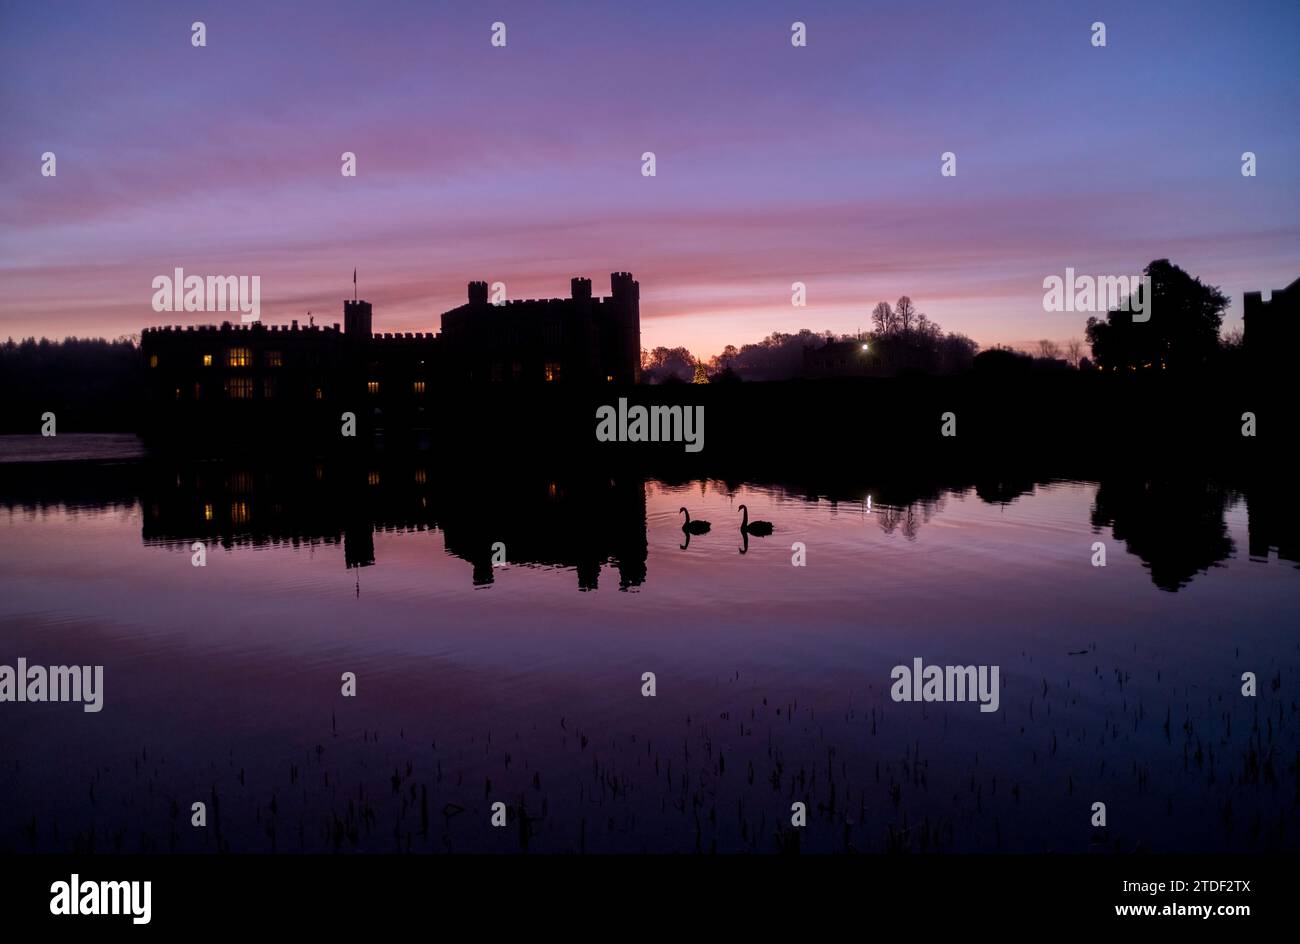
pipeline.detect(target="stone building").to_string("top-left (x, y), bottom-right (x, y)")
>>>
top-left (139, 273), bottom-right (640, 441)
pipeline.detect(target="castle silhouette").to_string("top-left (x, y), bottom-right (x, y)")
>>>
top-left (140, 272), bottom-right (640, 440)
top-left (1244, 275), bottom-right (1300, 370)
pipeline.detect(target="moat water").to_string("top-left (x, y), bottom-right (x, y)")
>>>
top-left (1, 435), bottom-right (1297, 852)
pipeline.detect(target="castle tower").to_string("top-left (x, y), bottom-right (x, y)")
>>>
top-left (344, 299), bottom-right (372, 339)
top-left (609, 272), bottom-right (641, 383)
top-left (468, 281), bottom-right (489, 306)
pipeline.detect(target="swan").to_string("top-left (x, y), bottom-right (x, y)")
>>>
top-left (680, 507), bottom-right (711, 535)
top-left (738, 504), bottom-right (773, 536)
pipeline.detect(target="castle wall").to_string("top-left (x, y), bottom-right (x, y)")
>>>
top-left (139, 272), bottom-right (640, 441)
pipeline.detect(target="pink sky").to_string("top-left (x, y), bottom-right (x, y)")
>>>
top-left (2, 0), bottom-right (1297, 358)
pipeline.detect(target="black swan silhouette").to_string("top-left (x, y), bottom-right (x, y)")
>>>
top-left (680, 507), bottom-right (712, 534)
top-left (738, 504), bottom-right (773, 536)
top-left (679, 507), bottom-right (711, 550)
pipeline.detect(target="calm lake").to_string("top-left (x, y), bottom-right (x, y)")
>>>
top-left (1, 435), bottom-right (1297, 853)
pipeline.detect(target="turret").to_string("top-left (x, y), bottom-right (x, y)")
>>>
top-left (610, 271), bottom-right (638, 304)
top-left (343, 299), bottom-right (372, 339)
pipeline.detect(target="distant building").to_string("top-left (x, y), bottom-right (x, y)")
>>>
top-left (140, 272), bottom-right (640, 438)
top-left (1243, 275), bottom-right (1300, 368)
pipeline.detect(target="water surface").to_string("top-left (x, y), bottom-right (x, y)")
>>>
top-left (1, 436), bottom-right (1297, 852)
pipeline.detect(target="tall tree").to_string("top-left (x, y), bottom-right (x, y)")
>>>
top-left (895, 296), bottom-right (917, 333)
top-left (870, 301), bottom-right (894, 335)
top-left (1085, 259), bottom-right (1228, 370)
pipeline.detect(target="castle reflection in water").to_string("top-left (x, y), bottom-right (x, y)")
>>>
top-left (1, 453), bottom-right (1297, 593)
top-left (136, 458), bottom-right (649, 591)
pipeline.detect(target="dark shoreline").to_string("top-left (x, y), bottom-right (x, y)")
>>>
top-left (7, 371), bottom-right (1292, 462)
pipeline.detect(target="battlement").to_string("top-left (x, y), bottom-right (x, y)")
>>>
top-left (371, 331), bottom-right (437, 341)
top-left (611, 271), bottom-right (637, 292)
top-left (457, 274), bottom-right (637, 311)
top-left (143, 322), bottom-right (342, 335)
top-left (501, 297), bottom-right (574, 307)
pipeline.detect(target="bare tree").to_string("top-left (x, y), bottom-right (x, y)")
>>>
top-left (1064, 338), bottom-right (1084, 367)
top-left (1036, 339), bottom-right (1061, 360)
top-left (915, 312), bottom-right (941, 340)
top-left (871, 301), bottom-right (894, 334)
top-left (895, 296), bottom-right (916, 333)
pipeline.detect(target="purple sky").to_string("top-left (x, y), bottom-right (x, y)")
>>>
top-left (2, 0), bottom-right (1297, 357)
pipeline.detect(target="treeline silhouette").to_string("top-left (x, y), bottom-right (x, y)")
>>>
top-left (640, 261), bottom-right (1252, 384)
top-left (642, 299), bottom-right (978, 384)
top-left (643, 328), bottom-right (845, 383)
top-left (0, 337), bottom-right (142, 433)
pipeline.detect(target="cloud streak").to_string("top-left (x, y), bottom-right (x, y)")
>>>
top-left (2, 0), bottom-right (1297, 353)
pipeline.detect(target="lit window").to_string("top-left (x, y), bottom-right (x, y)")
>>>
top-left (227, 347), bottom-right (251, 367)
top-left (314, 387), bottom-right (323, 400)
top-left (202, 354), bottom-right (213, 367)
top-left (606, 374), bottom-right (614, 382)
top-left (262, 377), bottom-right (276, 398)
top-left (230, 501), bottom-right (249, 525)
top-left (413, 381), bottom-right (425, 395)
top-left (367, 471), bottom-right (380, 486)
top-left (265, 350), bottom-right (282, 367)
top-left (203, 503), bottom-right (213, 521)
top-left (149, 354), bottom-right (159, 368)
top-left (224, 376), bottom-right (253, 399)
top-left (367, 381), bottom-right (380, 395)
top-left (544, 362), bottom-right (562, 382)
top-left (414, 469), bottom-right (427, 484)
top-left (174, 387), bottom-right (182, 400)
